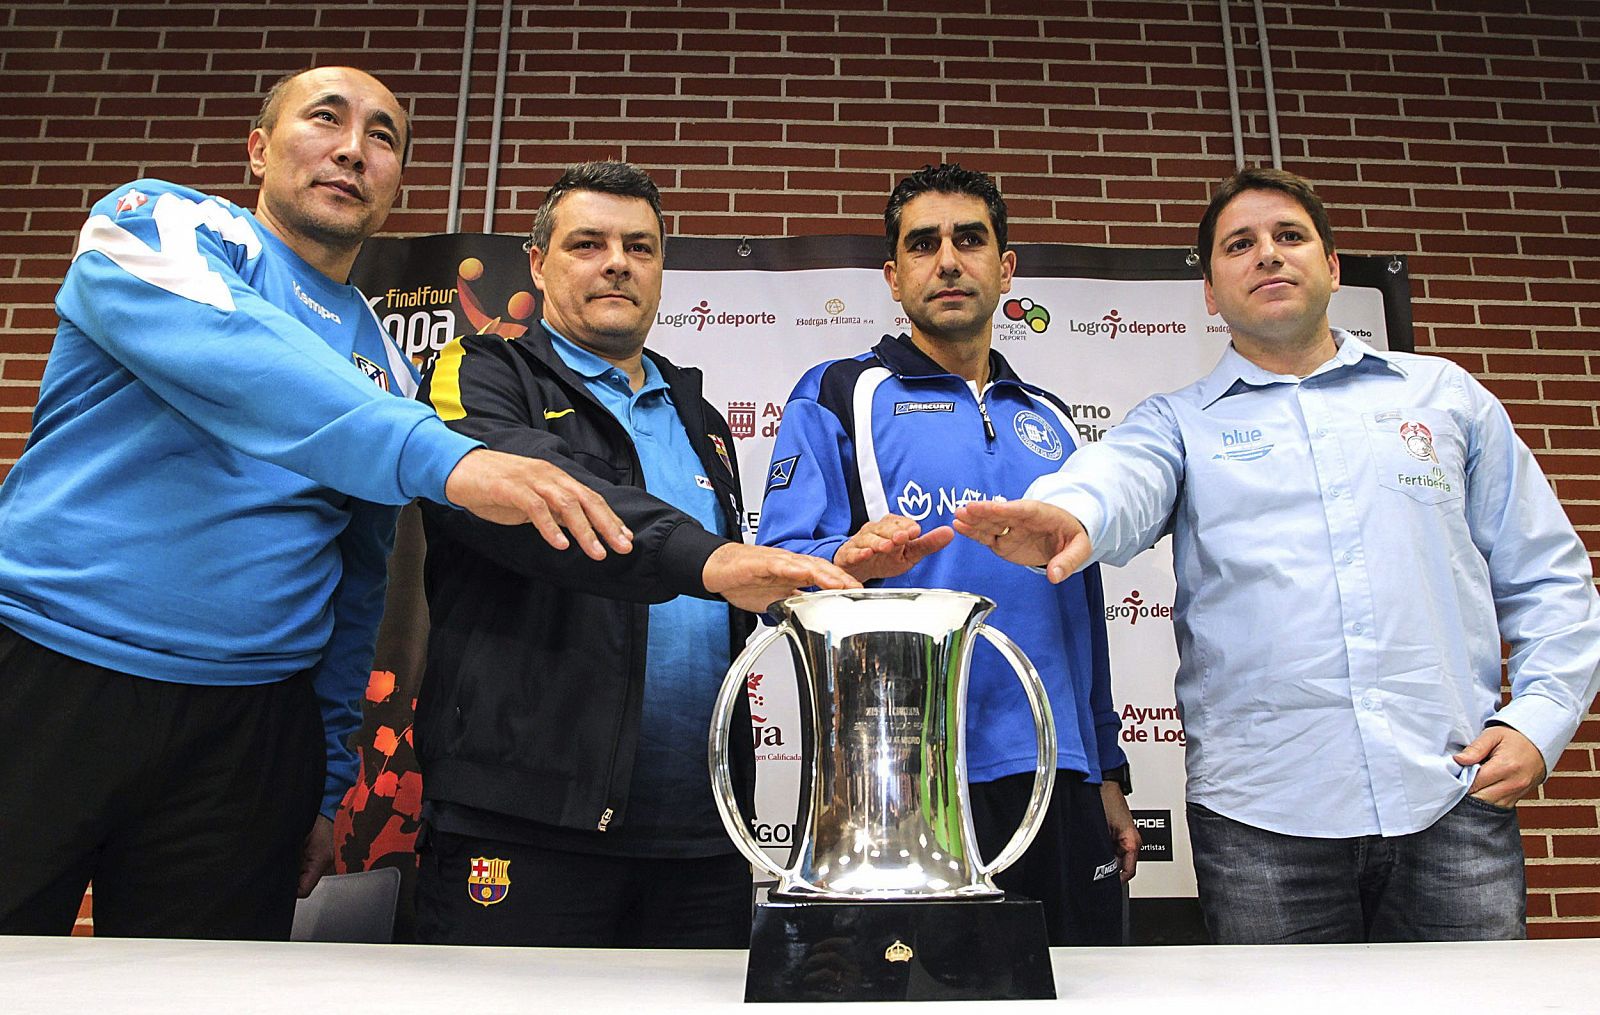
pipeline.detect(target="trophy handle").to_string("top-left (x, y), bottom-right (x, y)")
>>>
top-left (973, 624), bottom-right (1058, 879)
top-left (708, 621), bottom-right (797, 883)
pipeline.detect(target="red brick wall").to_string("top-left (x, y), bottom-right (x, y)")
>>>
top-left (2, 0), bottom-right (1596, 936)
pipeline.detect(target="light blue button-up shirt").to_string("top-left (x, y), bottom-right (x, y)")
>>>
top-left (1029, 331), bottom-right (1600, 837)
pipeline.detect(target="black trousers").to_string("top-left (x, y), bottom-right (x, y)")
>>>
top-left (969, 770), bottom-right (1125, 946)
top-left (0, 626), bottom-right (323, 939)
top-left (414, 823), bottom-right (753, 947)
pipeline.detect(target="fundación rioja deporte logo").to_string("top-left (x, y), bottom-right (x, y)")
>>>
top-left (1002, 297), bottom-right (1050, 333)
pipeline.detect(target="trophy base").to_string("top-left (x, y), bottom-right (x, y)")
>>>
top-left (743, 899), bottom-right (1055, 1003)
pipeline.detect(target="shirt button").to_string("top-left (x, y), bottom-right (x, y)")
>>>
top-left (1352, 623), bottom-right (1364, 635)
top-left (1361, 693), bottom-right (1380, 711)
top-left (1316, 428), bottom-right (1327, 438)
top-left (1343, 551), bottom-right (1355, 564)
top-left (1328, 487), bottom-right (1341, 498)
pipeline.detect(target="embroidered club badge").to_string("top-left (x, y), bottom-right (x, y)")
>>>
top-left (1399, 420), bottom-right (1437, 462)
top-left (709, 433), bottom-right (734, 477)
top-left (351, 352), bottom-right (390, 391)
top-left (468, 856), bottom-right (510, 907)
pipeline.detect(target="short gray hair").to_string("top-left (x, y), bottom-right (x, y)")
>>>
top-left (528, 161), bottom-right (664, 253)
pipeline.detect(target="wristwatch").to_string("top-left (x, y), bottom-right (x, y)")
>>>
top-left (1103, 762), bottom-right (1132, 796)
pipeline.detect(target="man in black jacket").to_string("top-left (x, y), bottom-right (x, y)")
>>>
top-left (413, 162), bottom-right (856, 947)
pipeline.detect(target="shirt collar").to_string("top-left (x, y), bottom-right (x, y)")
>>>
top-left (542, 321), bottom-right (665, 393)
top-left (874, 333), bottom-right (1022, 385)
top-left (1194, 327), bottom-right (1407, 408)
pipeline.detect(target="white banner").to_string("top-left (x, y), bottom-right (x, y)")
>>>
top-left (352, 233), bottom-right (1407, 907)
top-left (648, 246), bottom-right (1397, 899)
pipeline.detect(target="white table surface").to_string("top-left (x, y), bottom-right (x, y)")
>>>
top-left (2, 936), bottom-right (1595, 1014)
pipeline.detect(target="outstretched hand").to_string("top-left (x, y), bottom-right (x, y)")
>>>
top-left (953, 499), bottom-right (1092, 583)
top-left (703, 542), bottom-right (863, 613)
top-left (833, 514), bottom-right (954, 581)
top-left (443, 448), bottom-right (634, 561)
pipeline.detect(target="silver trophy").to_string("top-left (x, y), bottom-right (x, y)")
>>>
top-left (709, 588), bottom-right (1056, 901)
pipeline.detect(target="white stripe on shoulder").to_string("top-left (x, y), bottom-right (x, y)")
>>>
top-left (73, 192), bottom-right (260, 312)
top-left (852, 366), bottom-right (893, 519)
top-left (365, 300), bottom-right (419, 399)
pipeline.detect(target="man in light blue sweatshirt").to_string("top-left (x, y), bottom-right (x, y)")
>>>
top-left (0, 67), bottom-right (634, 940)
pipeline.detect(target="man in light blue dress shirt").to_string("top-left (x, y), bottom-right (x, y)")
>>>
top-left (956, 168), bottom-right (1600, 943)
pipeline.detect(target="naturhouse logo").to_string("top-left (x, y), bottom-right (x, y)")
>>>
top-left (1002, 297), bottom-right (1050, 333)
top-left (895, 480), bottom-right (999, 522)
top-left (1105, 589), bottom-right (1174, 626)
top-left (658, 300), bottom-right (777, 331)
top-left (1068, 309), bottom-right (1187, 340)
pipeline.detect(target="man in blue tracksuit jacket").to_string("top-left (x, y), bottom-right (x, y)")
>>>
top-left (0, 68), bottom-right (628, 940)
top-left (757, 164), bottom-right (1139, 945)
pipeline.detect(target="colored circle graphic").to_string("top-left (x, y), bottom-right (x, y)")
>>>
top-left (1003, 298), bottom-right (1050, 333)
top-left (506, 291), bottom-right (535, 319)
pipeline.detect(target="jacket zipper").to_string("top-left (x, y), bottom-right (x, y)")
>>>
top-left (978, 395), bottom-right (997, 442)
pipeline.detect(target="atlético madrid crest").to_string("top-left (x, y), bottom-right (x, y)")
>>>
top-left (468, 856), bottom-right (510, 907)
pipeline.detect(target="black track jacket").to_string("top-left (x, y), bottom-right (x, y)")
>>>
top-left (415, 327), bottom-right (757, 837)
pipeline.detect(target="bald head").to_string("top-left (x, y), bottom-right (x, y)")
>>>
top-left (256, 67), bottom-right (409, 167)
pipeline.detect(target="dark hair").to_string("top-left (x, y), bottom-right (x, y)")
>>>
top-left (1196, 167), bottom-right (1334, 280)
top-left (528, 161), bottom-right (665, 253)
top-left (255, 68), bottom-right (411, 168)
top-left (884, 163), bottom-right (1007, 259)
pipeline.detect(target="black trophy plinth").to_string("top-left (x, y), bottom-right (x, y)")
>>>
top-left (743, 898), bottom-right (1056, 1003)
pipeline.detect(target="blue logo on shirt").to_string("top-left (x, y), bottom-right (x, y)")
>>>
top-left (1213, 427), bottom-right (1274, 462)
top-left (767, 454), bottom-right (800, 492)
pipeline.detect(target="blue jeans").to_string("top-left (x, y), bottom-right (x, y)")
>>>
top-left (1187, 794), bottom-right (1527, 943)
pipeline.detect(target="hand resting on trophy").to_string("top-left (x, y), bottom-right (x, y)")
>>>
top-left (832, 513), bottom-right (955, 581)
top-left (953, 499), bottom-right (1093, 584)
top-left (702, 542), bottom-right (862, 613)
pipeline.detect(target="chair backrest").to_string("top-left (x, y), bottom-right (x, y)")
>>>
top-left (290, 867), bottom-right (402, 943)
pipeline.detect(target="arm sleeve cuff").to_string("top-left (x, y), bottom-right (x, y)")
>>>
top-left (658, 520), bottom-right (732, 598)
top-left (1490, 694), bottom-right (1586, 775)
top-left (397, 415), bottom-right (483, 505)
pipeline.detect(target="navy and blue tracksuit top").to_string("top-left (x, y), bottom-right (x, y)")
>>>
top-left (756, 334), bottom-right (1125, 783)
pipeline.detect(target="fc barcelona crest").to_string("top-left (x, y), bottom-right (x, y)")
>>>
top-left (468, 856), bottom-right (510, 907)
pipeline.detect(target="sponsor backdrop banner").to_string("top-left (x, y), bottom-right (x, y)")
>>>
top-left (345, 234), bottom-right (1409, 930)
